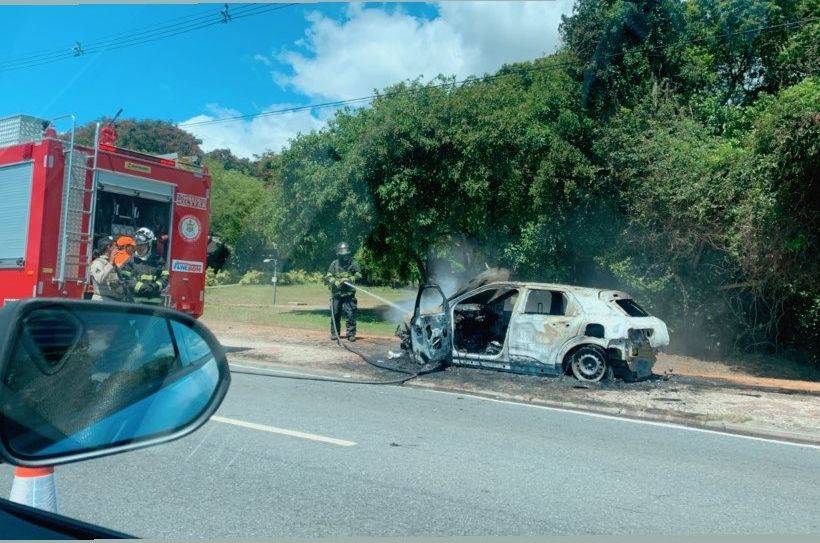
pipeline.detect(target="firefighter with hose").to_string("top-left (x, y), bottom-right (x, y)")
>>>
top-left (120, 227), bottom-right (169, 306)
top-left (325, 242), bottom-right (362, 342)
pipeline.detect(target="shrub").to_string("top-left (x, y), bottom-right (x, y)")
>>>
top-left (277, 269), bottom-right (324, 285)
top-left (238, 269), bottom-right (269, 285)
top-left (205, 268), bottom-right (239, 286)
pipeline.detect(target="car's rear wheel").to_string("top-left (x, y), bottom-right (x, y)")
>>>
top-left (570, 345), bottom-right (609, 382)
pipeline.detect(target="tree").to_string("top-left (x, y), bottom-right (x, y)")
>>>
top-left (206, 158), bottom-right (276, 271)
top-left (560, 0), bottom-right (686, 116)
top-left (205, 148), bottom-right (254, 174)
top-left (74, 119), bottom-right (203, 157)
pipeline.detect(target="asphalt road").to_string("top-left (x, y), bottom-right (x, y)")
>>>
top-left (3, 368), bottom-right (819, 538)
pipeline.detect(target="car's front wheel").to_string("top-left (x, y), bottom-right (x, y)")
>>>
top-left (570, 345), bottom-right (610, 382)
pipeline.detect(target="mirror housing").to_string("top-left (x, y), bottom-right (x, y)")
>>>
top-left (0, 299), bottom-right (230, 467)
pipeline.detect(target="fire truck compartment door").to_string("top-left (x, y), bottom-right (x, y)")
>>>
top-left (0, 161), bottom-right (34, 269)
top-left (96, 169), bottom-right (174, 202)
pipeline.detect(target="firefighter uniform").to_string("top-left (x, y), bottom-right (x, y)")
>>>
top-left (325, 243), bottom-right (362, 341)
top-left (121, 256), bottom-right (168, 305)
top-left (89, 239), bottom-right (129, 302)
top-left (121, 228), bottom-right (169, 306)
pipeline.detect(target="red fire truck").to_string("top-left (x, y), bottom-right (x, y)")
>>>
top-left (0, 114), bottom-right (211, 316)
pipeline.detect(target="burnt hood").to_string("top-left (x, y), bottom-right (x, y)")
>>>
top-left (447, 267), bottom-right (511, 301)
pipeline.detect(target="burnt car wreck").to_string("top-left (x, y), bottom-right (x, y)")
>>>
top-left (403, 272), bottom-right (670, 383)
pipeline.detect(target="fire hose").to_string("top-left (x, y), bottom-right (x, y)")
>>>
top-left (229, 290), bottom-right (445, 385)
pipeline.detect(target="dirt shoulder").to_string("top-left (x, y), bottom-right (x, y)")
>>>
top-left (204, 319), bottom-right (820, 445)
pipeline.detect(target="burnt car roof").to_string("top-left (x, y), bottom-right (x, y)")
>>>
top-left (455, 281), bottom-right (632, 300)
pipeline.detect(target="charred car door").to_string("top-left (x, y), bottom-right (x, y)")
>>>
top-left (410, 284), bottom-right (452, 365)
top-left (507, 289), bottom-right (581, 374)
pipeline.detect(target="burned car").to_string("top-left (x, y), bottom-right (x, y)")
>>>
top-left (405, 278), bottom-right (670, 382)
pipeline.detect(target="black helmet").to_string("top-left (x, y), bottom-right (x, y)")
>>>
top-left (95, 235), bottom-right (114, 255)
top-left (336, 242), bottom-right (351, 256)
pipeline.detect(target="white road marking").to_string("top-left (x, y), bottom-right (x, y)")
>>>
top-left (227, 361), bottom-right (820, 450)
top-left (211, 415), bottom-right (357, 447)
top-left (420, 387), bottom-right (820, 450)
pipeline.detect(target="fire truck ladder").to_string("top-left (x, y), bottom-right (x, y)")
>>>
top-left (54, 118), bottom-right (100, 287)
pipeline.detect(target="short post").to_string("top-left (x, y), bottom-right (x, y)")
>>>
top-left (272, 259), bottom-right (278, 307)
top-left (263, 257), bottom-right (278, 310)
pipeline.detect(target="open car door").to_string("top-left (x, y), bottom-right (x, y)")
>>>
top-left (410, 284), bottom-right (452, 365)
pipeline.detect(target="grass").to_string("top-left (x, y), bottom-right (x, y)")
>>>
top-left (202, 282), bottom-right (416, 337)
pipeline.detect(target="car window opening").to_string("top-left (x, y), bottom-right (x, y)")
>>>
top-left (523, 289), bottom-right (566, 316)
top-left (453, 288), bottom-right (518, 355)
top-left (615, 298), bottom-right (648, 317)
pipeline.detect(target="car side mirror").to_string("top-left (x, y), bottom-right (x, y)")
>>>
top-left (0, 299), bottom-right (230, 466)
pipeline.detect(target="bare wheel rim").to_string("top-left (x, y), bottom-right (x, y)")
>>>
top-left (575, 352), bottom-right (605, 381)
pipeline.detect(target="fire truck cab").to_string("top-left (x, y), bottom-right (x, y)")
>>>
top-left (0, 114), bottom-right (211, 316)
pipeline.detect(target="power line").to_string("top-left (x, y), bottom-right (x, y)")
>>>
top-left (83, 4), bottom-right (290, 55)
top-left (0, 4), bottom-right (286, 71)
top-left (178, 15), bottom-right (817, 129)
top-left (0, 4), bottom-right (295, 73)
top-left (0, 5), bottom-right (219, 66)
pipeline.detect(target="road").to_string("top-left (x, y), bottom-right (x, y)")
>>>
top-left (3, 367), bottom-right (820, 538)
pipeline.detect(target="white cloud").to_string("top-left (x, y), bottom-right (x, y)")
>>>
top-left (189, 2), bottom-right (574, 156)
top-left (277, 1), bottom-right (574, 100)
top-left (253, 53), bottom-right (272, 66)
top-left (179, 103), bottom-right (325, 159)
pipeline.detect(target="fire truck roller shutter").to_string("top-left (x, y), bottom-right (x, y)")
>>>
top-left (95, 169), bottom-right (174, 202)
top-left (0, 161), bottom-right (34, 269)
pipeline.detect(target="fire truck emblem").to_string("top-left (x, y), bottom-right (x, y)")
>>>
top-left (179, 215), bottom-right (202, 241)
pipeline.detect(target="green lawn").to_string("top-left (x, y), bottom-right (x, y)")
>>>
top-left (202, 282), bottom-right (416, 337)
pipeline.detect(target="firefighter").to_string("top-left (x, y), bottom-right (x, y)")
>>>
top-left (325, 242), bottom-right (362, 341)
top-left (121, 227), bottom-right (169, 306)
top-left (89, 236), bottom-right (129, 302)
top-left (149, 210), bottom-right (169, 260)
top-left (112, 236), bottom-right (136, 268)
top-left (207, 234), bottom-right (232, 272)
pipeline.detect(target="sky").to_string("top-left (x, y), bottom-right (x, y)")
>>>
top-left (0, 2), bottom-right (574, 158)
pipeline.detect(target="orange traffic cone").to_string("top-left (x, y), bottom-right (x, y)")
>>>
top-left (9, 466), bottom-right (58, 513)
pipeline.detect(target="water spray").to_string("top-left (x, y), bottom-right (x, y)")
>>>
top-left (230, 280), bottom-right (446, 385)
top-left (342, 281), bottom-right (406, 313)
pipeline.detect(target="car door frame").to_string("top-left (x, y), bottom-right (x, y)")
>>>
top-left (505, 287), bottom-right (584, 375)
top-left (0, 494), bottom-right (132, 539)
top-left (409, 283), bottom-right (453, 365)
top-left (449, 283), bottom-right (522, 372)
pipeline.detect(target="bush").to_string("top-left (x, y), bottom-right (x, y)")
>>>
top-left (277, 269), bottom-right (324, 285)
top-left (238, 269), bottom-right (269, 285)
top-left (205, 268), bottom-right (239, 286)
